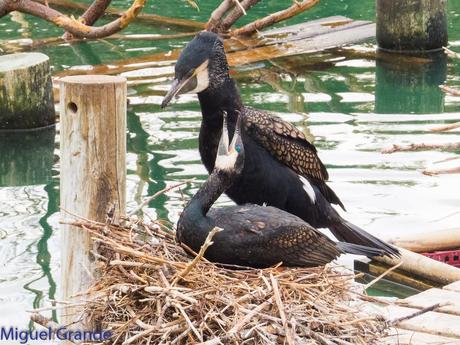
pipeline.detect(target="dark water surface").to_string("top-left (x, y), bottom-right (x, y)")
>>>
top-left (1, 0), bottom-right (460, 329)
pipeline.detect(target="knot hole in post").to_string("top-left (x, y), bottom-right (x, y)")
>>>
top-left (67, 102), bottom-right (78, 114)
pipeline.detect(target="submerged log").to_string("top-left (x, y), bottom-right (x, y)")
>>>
top-left (0, 52), bottom-right (55, 130)
top-left (376, 0), bottom-right (448, 52)
top-left (60, 75), bottom-right (126, 328)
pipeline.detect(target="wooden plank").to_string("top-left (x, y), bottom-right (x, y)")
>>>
top-left (362, 304), bottom-right (460, 338)
top-left (226, 23), bottom-right (375, 66)
top-left (260, 18), bottom-right (372, 45)
top-left (401, 288), bottom-right (460, 316)
top-left (261, 16), bottom-right (352, 36)
top-left (55, 16), bottom-right (375, 79)
top-left (383, 328), bottom-right (460, 344)
top-left (444, 280), bottom-right (460, 293)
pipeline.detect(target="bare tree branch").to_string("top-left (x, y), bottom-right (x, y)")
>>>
top-left (220, 0), bottom-right (261, 32)
top-left (382, 142), bottom-right (460, 154)
top-left (232, 0), bottom-right (320, 36)
top-left (1, 0), bottom-right (147, 39)
top-left (62, 0), bottom-right (112, 39)
top-left (34, 0), bottom-right (204, 30)
top-left (206, 0), bottom-right (234, 32)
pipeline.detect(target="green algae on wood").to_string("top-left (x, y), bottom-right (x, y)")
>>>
top-left (0, 52), bottom-right (55, 130)
top-left (377, 0), bottom-right (448, 53)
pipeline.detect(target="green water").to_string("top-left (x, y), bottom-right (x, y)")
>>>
top-left (1, 0), bottom-right (460, 330)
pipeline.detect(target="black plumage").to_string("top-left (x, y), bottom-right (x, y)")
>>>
top-left (177, 113), bottom-right (386, 267)
top-left (164, 31), bottom-right (399, 258)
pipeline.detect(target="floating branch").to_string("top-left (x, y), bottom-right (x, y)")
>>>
top-left (440, 85), bottom-right (460, 97)
top-left (382, 142), bottom-right (460, 154)
top-left (423, 166), bottom-right (460, 176)
top-left (430, 120), bottom-right (460, 132)
top-left (444, 46), bottom-right (460, 60)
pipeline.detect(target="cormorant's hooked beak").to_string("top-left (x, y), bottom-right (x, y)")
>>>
top-left (161, 78), bottom-right (186, 108)
top-left (161, 60), bottom-right (209, 108)
top-left (230, 112), bottom-right (242, 153)
top-left (217, 111), bottom-right (230, 156)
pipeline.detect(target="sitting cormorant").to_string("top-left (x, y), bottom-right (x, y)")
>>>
top-left (177, 112), bottom-right (387, 267)
top-left (164, 31), bottom-right (399, 257)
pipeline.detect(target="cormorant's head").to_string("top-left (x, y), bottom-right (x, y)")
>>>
top-left (214, 111), bottom-right (244, 176)
top-left (161, 31), bottom-right (228, 108)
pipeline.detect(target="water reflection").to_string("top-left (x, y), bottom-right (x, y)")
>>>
top-left (375, 52), bottom-right (447, 114)
top-left (0, 126), bottom-right (56, 187)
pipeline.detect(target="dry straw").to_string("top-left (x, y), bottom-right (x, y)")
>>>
top-left (57, 212), bottom-right (389, 345)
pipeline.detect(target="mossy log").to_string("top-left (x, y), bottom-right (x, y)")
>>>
top-left (0, 52), bottom-right (55, 130)
top-left (376, 0), bottom-right (448, 52)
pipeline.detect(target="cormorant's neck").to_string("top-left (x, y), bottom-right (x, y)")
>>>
top-left (198, 78), bottom-right (242, 119)
top-left (186, 170), bottom-right (234, 217)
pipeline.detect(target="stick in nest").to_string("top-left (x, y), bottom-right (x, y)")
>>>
top-left (172, 226), bottom-right (223, 285)
top-left (128, 179), bottom-right (195, 217)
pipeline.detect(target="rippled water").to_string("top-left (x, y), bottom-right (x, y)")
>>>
top-left (1, 0), bottom-right (460, 331)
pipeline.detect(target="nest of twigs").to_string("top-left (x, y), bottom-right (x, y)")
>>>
top-left (65, 215), bottom-right (388, 345)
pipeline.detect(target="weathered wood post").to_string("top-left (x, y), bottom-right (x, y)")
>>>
top-left (376, 0), bottom-right (448, 53)
top-left (60, 75), bottom-right (126, 328)
top-left (0, 52), bottom-right (55, 129)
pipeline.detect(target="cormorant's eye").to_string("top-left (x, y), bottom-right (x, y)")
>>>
top-left (235, 145), bottom-right (242, 153)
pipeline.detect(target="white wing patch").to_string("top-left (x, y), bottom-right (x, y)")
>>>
top-left (298, 175), bottom-right (316, 204)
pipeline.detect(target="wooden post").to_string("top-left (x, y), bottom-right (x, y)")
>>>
top-left (0, 52), bottom-right (55, 130)
top-left (376, 0), bottom-right (448, 53)
top-left (60, 75), bottom-right (126, 327)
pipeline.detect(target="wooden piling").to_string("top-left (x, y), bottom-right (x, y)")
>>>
top-left (59, 75), bottom-right (126, 328)
top-left (376, 0), bottom-right (448, 53)
top-left (0, 52), bottom-right (55, 130)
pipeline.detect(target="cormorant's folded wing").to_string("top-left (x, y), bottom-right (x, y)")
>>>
top-left (243, 107), bottom-right (344, 209)
top-left (255, 222), bottom-right (342, 267)
top-left (243, 107), bottom-right (328, 181)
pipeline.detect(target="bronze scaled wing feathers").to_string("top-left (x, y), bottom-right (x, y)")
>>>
top-left (243, 107), bottom-right (328, 181)
top-left (242, 107), bottom-right (345, 209)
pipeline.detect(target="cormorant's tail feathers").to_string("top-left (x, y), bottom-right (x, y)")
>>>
top-left (337, 242), bottom-right (389, 258)
top-left (330, 220), bottom-right (400, 258)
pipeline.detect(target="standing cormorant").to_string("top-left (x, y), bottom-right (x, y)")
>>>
top-left (177, 112), bottom-right (387, 267)
top-left (164, 31), bottom-right (399, 257)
